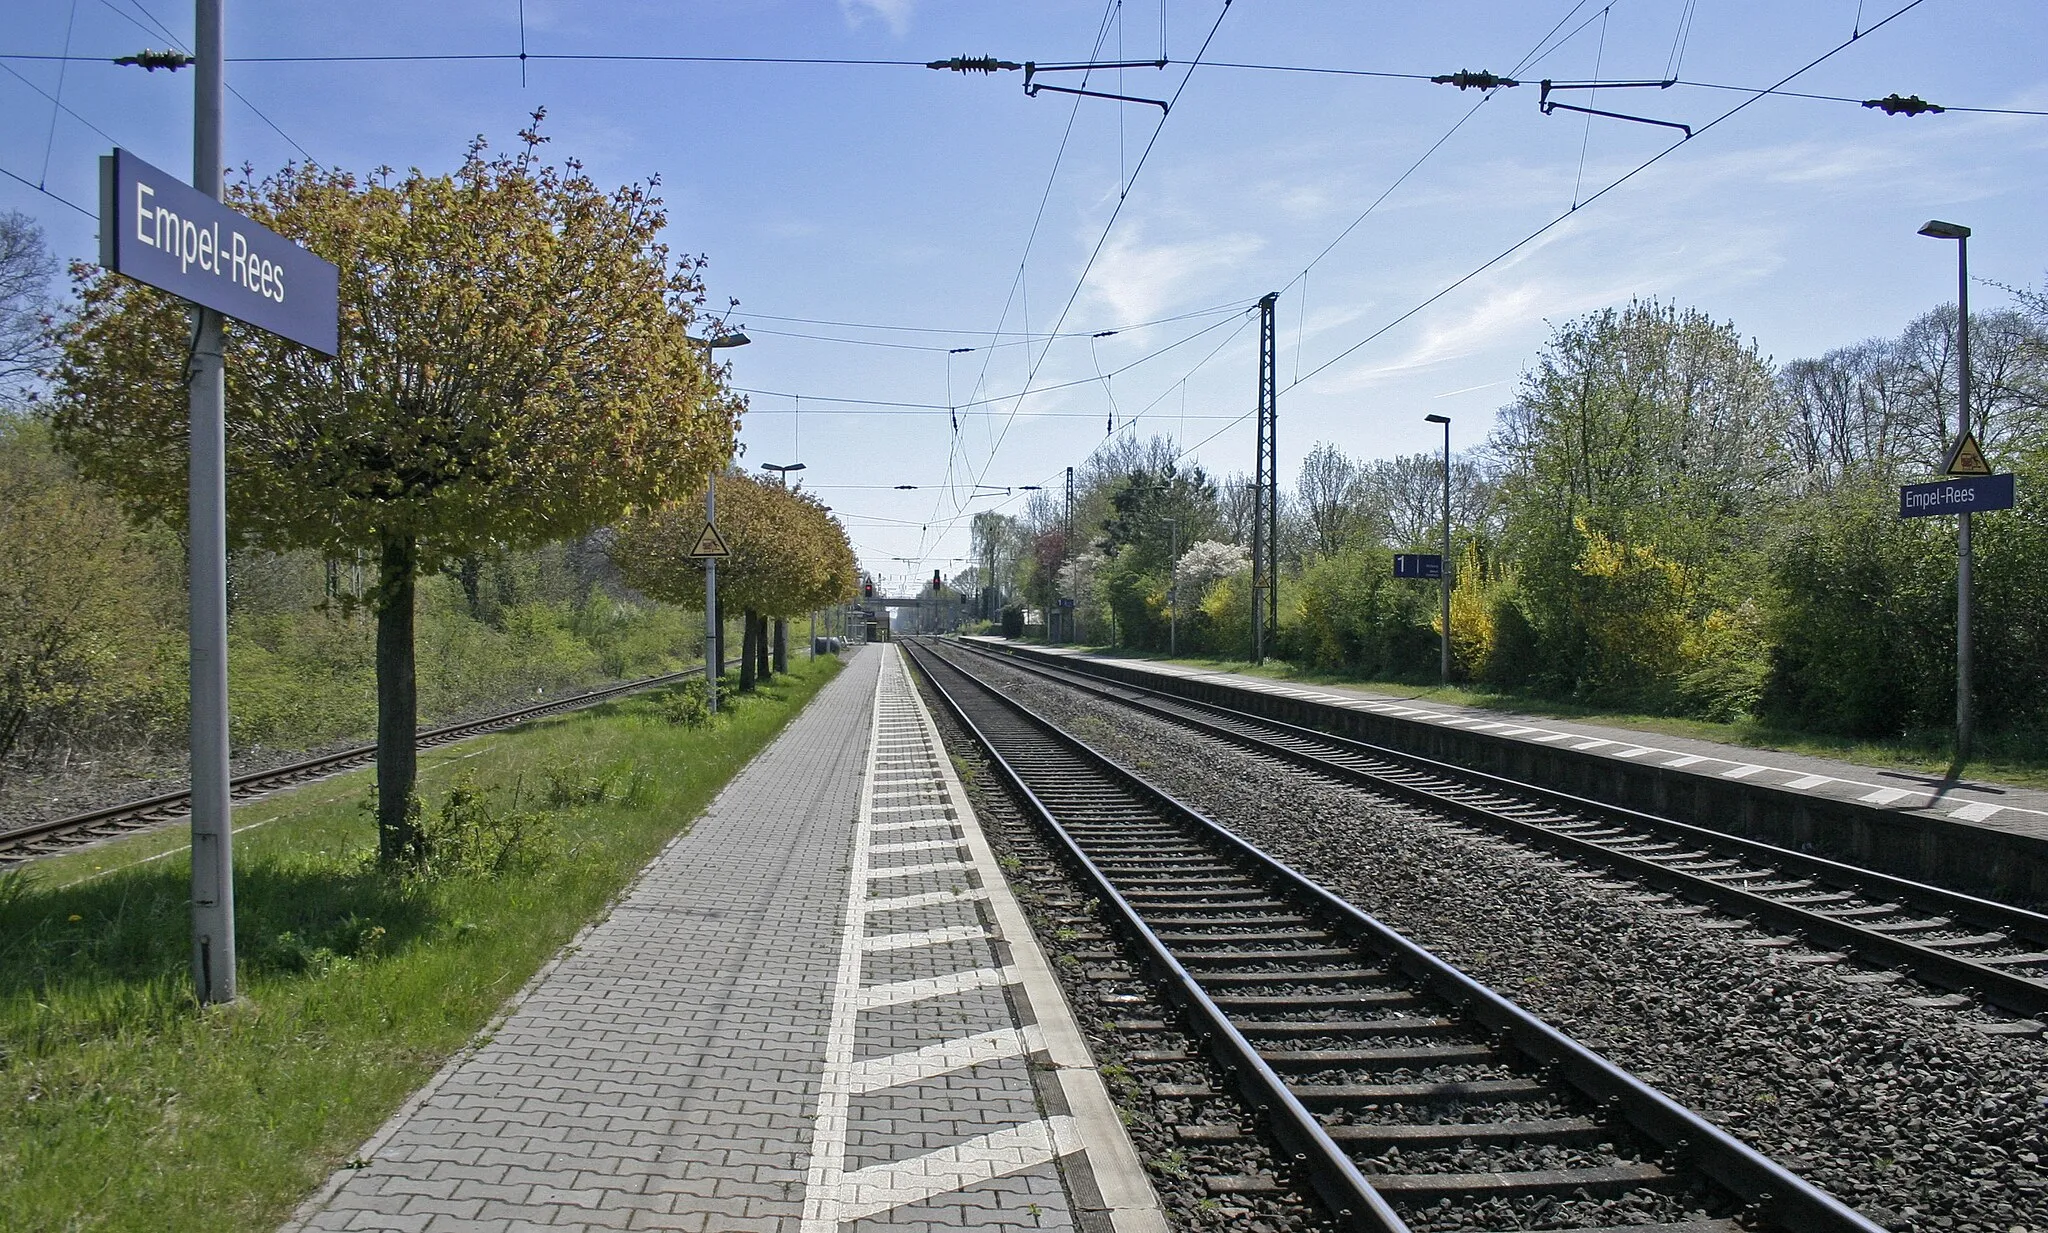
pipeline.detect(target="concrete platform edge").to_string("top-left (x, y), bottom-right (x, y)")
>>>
top-left (974, 638), bottom-right (2048, 907)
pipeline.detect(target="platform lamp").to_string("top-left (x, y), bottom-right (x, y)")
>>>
top-left (1919, 220), bottom-right (1974, 762)
top-left (688, 332), bottom-right (750, 713)
top-left (1424, 413), bottom-right (1452, 685)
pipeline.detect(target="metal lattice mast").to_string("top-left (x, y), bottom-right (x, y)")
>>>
top-left (1254, 292), bottom-right (1279, 663)
top-left (1064, 465), bottom-right (1075, 642)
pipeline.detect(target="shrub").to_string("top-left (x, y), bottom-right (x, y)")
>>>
top-left (658, 679), bottom-right (712, 728)
top-left (416, 773), bottom-right (559, 880)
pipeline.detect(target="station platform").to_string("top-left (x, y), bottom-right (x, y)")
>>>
top-left (972, 639), bottom-right (2048, 844)
top-left (288, 644), bottom-right (1163, 1233)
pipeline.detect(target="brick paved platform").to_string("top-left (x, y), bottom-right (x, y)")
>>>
top-left (288, 645), bottom-right (1163, 1233)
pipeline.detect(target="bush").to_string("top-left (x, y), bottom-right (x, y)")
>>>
top-left (658, 679), bottom-right (712, 728)
top-left (416, 773), bottom-right (559, 880)
top-left (1480, 592), bottom-right (1543, 690)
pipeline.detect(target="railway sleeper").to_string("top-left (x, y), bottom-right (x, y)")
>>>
top-left (1362, 1160), bottom-right (1673, 1201)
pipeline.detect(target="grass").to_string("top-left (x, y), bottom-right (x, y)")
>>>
top-left (0, 656), bottom-right (841, 1233)
top-left (1036, 641), bottom-right (2048, 790)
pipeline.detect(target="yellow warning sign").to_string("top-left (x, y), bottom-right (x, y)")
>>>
top-left (688, 522), bottom-right (731, 558)
top-left (1946, 432), bottom-right (1991, 476)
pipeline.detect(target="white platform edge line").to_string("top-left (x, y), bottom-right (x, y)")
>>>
top-left (901, 648), bottom-right (1172, 1233)
top-left (837, 1116), bottom-right (1080, 1221)
top-left (797, 648), bottom-right (888, 1233)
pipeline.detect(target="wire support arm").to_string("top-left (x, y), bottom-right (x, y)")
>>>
top-left (1540, 78), bottom-right (1690, 136)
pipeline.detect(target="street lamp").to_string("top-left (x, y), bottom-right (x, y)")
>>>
top-left (760, 461), bottom-right (806, 485)
top-left (1425, 413), bottom-right (1452, 685)
top-left (1919, 219), bottom-right (1974, 761)
top-left (687, 332), bottom-right (750, 713)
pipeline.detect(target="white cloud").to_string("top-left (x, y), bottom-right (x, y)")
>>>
top-left (840, 0), bottom-right (914, 35)
top-left (1084, 225), bottom-right (1266, 324)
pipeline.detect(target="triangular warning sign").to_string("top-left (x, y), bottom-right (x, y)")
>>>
top-left (1945, 432), bottom-right (1991, 476)
top-left (687, 522), bottom-right (731, 558)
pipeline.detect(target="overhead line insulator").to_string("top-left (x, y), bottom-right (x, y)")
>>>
top-left (928, 56), bottom-right (1022, 74)
top-left (114, 49), bottom-right (194, 72)
top-left (1431, 69), bottom-right (1518, 91)
top-left (1863, 93), bottom-right (1944, 116)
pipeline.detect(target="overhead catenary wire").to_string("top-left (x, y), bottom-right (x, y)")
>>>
top-left (1282, 0), bottom-right (1938, 399)
top-left (964, 0), bottom-right (1238, 504)
top-left (732, 301), bottom-right (1252, 418)
top-left (940, 0), bottom-right (1128, 556)
top-left (95, 0), bottom-right (321, 161)
top-left (0, 162), bottom-right (95, 215)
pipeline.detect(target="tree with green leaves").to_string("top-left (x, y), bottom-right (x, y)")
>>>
top-left (609, 470), bottom-right (855, 688)
top-left (53, 116), bottom-right (739, 863)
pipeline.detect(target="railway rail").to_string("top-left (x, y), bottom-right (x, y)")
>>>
top-left (950, 637), bottom-right (2048, 1024)
top-left (902, 637), bottom-right (1882, 1233)
top-left (0, 668), bottom-right (701, 865)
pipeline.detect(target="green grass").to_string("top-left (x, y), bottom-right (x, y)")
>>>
top-left (1045, 642), bottom-right (2048, 790)
top-left (0, 656), bottom-right (841, 1233)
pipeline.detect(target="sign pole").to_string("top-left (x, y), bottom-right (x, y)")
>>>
top-left (704, 474), bottom-right (718, 715)
top-left (188, 0), bottom-right (235, 1005)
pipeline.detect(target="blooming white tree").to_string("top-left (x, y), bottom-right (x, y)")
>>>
top-left (1057, 550), bottom-right (1108, 641)
top-left (1173, 540), bottom-right (1250, 603)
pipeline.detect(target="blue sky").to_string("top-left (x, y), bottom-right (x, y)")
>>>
top-left (6, 1), bottom-right (2046, 593)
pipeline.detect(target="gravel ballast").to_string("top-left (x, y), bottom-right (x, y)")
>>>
top-left (948, 648), bottom-right (2048, 1233)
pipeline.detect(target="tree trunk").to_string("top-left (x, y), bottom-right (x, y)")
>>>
top-left (773, 618), bottom-right (788, 674)
top-left (755, 613), bottom-right (771, 680)
top-left (739, 609), bottom-right (758, 691)
top-left (375, 533), bottom-right (423, 866)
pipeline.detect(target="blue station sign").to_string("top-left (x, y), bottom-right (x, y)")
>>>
top-left (1394, 553), bottom-right (1443, 579)
top-left (99, 148), bottom-right (339, 355)
top-left (1899, 473), bottom-right (2016, 519)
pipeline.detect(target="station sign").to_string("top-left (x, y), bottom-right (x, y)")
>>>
top-left (99, 148), bottom-right (340, 355)
top-left (1393, 553), bottom-right (1443, 579)
top-left (1899, 473), bottom-right (2015, 519)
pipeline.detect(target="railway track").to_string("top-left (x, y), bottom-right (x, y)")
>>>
top-left (949, 638), bottom-right (2048, 1025)
top-left (902, 638), bottom-right (1882, 1233)
top-left (0, 668), bottom-right (701, 866)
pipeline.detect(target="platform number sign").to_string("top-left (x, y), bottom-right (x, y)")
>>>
top-left (1393, 553), bottom-right (1443, 579)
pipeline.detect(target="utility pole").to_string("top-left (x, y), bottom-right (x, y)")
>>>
top-left (1063, 465), bottom-right (1075, 643)
top-left (1252, 292), bottom-right (1279, 663)
top-left (187, 0), bottom-right (235, 1006)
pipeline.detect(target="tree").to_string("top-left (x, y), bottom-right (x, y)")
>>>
top-left (0, 420), bottom-right (180, 776)
top-left (0, 211), bottom-right (55, 408)
top-left (1295, 441), bottom-right (1367, 558)
top-left (610, 470), bottom-right (855, 687)
top-left (1484, 300), bottom-right (1785, 701)
top-left (53, 117), bottom-right (739, 863)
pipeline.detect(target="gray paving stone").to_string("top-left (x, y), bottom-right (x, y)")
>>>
top-left (289, 646), bottom-right (1156, 1233)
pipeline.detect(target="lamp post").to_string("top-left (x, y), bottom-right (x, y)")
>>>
top-left (1919, 219), bottom-right (1974, 762)
top-left (760, 461), bottom-right (806, 486)
top-left (1424, 413), bottom-right (1452, 686)
top-left (689, 332), bottom-right (750, 712)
